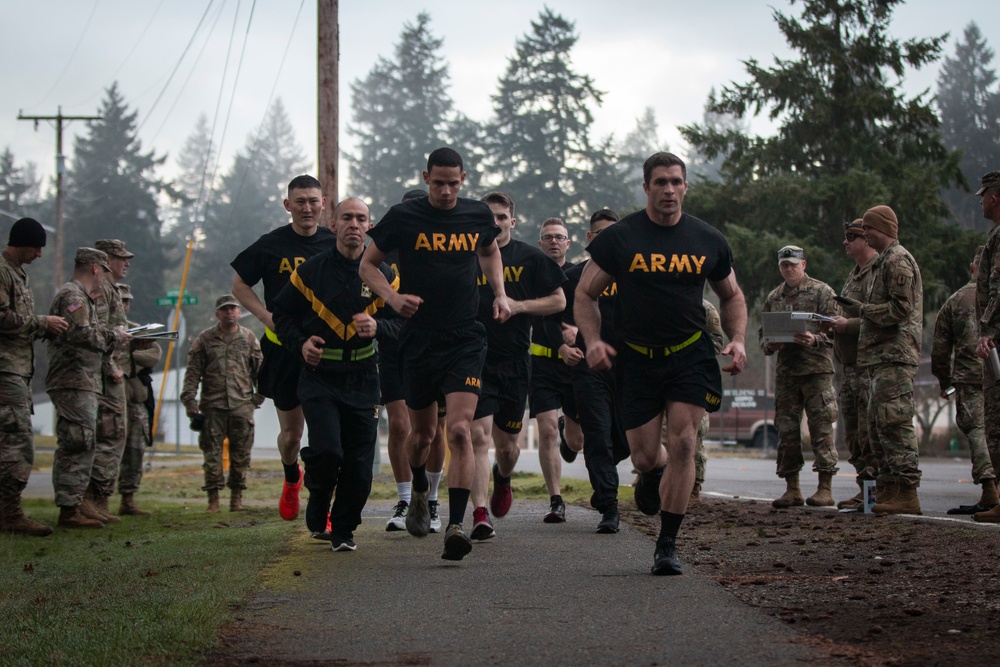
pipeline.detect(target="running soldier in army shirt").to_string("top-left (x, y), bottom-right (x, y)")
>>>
top-left (759, 245), bottom-right (839, 508)
top-left (855, 205), bottom-right (923, 515)
top-left (0, 218), bottom-right (68, 536)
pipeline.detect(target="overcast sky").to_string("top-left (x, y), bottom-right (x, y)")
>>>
top-left (3, 0), bottom-right (998, 203)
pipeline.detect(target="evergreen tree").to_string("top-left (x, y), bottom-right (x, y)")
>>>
top-left (684, 89), bottom-right (748, 184)
top-left (65, 83), bottom-right (173, 325)
top-left (680, 0), bottom-right (975, 308)
top-left (488, 7), bottom-right (604, 238)
top-left (347, 13), bottom-right (455, 217)
top-left (0, 147), bottom-right (41, 218)
top-left (937, 22), bottom-right (1000, 231)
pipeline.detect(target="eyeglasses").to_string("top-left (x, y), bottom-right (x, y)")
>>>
top-left (540, 234), bottom-right (569, 242)
top-left (845, 234), bottom-right (865, 242)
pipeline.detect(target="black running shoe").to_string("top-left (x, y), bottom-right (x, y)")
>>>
top-left (634, 466), bottom-right (664, 516)
top-left (543, 496), bottom-right (566, 523)
top-left (651, 536), bottom-right (682, 575)
top-left (558, 415), bottom-right (577, 463)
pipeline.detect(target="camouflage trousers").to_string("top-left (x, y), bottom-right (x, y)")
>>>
top-left (50, 389), bottom-right (99, 507)
top-left (953, 384), bottom-right (995, 484)
top-left (866, 363), bottom-right (921, 487)
top-left (0, 373), bottom-right (34, 498)
top-left (775, 373), bottom-right (839, 478)
top-left (117, 399), bottom-right (149, 495)
top-left (92, 383), bottom-right (127, 498)
top-left (979, 383), bottom-right (1000, 479)
top-left (840, 365), bottom-right (877, 480)
top-left (661, 411), bottom-right (709, 485)
top-left (199, 409), bottom-right (254, 492)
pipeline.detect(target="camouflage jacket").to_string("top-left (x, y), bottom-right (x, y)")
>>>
top-left (832, 254), bottom-right (877, 368)
top-left (703, 299), bottom-right (725, 355)
top-left (857, 240), bottom-right (923, 368)
top-left (758, 274), bottom-right (837, 376)
top-left (0, 250), bottom-right (47, 378)
top-left (46, 280), bottom-right (122, 393)
top-left (932, 282), bottom-right (982, 389)
top-left (95, 276), bottom-right (128, 380)
top-left (181, 323), bottom-right (262, 416)
top-left (977, 223), bottom-right (1000, 342)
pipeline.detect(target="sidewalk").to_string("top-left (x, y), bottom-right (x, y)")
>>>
top-left (204, 499), bottom-right (846, 666)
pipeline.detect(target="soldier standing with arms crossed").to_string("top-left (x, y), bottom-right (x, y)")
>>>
top-left (974, 170), bottom-right (1000, 523)
top-left (0, 219), bottom-right (68, 536)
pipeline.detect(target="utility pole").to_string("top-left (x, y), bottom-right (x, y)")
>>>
top-left (317, 0), bottom-right (338, 227)
top-left (18, 107), bottom-right (102, 287)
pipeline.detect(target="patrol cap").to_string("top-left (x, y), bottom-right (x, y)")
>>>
top-left (777, 245), bottom-right (805, 265)
top-left (75, 247), bottom-right (112, 273)
top-left (117, 283), bottom-right (133, 301)
top-left (95, 239), bottom-right (135, 259)
top-left (8, 217), bottom-right (47, 248)
top-left (843, 219), bottom-right (864, 239)
top-left (976, 170), bottom-right (1000, 196)
top-left (215, 294), bottom-right (241, 310)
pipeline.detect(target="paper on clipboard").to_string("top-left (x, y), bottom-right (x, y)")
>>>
top-left (761, 312), bottom-right (829, 344)
top-left (127, 323), bottom-right (164, 334)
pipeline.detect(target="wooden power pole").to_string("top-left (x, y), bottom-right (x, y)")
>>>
top-left (318, 0), bottom-right (339, 227)
top-left (18, 106), bottom-right (102, 287)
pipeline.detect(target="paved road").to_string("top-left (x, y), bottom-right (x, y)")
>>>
top-left (204, 499), bottom-right (849, 666)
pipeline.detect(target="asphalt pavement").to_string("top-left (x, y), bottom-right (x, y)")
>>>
top-left (207, 499), bottom-right (845, 666)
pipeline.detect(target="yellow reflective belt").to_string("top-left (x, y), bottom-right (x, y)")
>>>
top-left (625, 331), bottom-right (702, 358)
top-left (264, 327), bottom-right (282, 346)
top-left (320, 343), bottom-right (375, 361)
top-left (529, 343), bottom-right (562, 359)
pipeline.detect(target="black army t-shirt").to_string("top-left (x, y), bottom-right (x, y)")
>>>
top-left (563, 260), bottom-right (619, 350)
top-left (230, 224), bottom-right (337, 309)
top-left (586, 210), bottom-right (733, 347)
top-left (531, 260), bottom-right (575, 350)
top-left (477, 239), bottom-right (566, 358)
top-left (367, 197), bottom-right (500, 329)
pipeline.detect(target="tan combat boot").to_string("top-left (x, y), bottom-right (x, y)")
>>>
top-left (78, 495), bottom-right (107, 525)
top-left (119, 493), bottom-right (152, 517)
top-left (772, 474), bottom-right (805, 508)
top-left (0, 496), bottom-right (53, 537)
top-left (872, 482), bottom-right (921, 515)
top-left (93, 493), bottom-right (121, 523)
top-left (978, 479), bottom-right (999, 509)
top-left (973, 504), bottom-right (1000, 523)
top-left (229, 489), bottom-right (245, 512)
top-left (806, 472), bottom-right (836, 507)
top-left (837, 477), bottom-right (864, 510)
top-left (689, 482), bottom-right (702, 505)
top-left (874, 479), bottom-right (896, 506)
top-left (58, 505), bottom-right (104, 529)
top-left (207, 489), bottom-right (220, 513)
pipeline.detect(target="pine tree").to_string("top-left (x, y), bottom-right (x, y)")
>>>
top-left (937, 22), bottom-right (1000, 231)
top-left (680, 0), bottom-right (975, 307)
top-left (65, 83), bottom-right (173, 325)
top-left (347, 13), bottom-right (456, 217)
top-left (0, 147), bottom-right (41, 218)
top-left (488, 7), bottom-right (604, 238)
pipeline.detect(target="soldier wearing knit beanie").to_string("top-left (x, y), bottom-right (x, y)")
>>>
top-left (862, 205), bottom-right (898, 240)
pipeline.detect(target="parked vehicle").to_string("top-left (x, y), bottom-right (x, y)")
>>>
top-left (707, 390), bottom-right (777, 449)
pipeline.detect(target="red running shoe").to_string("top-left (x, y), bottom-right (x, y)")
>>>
top-left (279, 465), bottom-right (304, 520)
top-left (490, 463), bottom-right (513, 518)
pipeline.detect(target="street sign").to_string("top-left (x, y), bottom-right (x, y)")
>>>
top-left (156, 295), bottom-right (198, 306)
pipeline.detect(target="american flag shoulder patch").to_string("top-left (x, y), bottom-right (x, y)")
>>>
top-left (67, 301), bottom-right (83, 313)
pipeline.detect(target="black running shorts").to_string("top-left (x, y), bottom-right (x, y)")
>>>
top-left (528, 355), bottom-right (579, 419)
top-left (377, 340), bottom-right (406, 405)
top-left (257, 337), bottom-right (303, 411)
top-left (474, 354), bottom-right (531, 433)
top-left (399, 322), bottom-right (487, 411)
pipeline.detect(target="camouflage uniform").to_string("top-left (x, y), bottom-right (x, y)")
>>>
top-left (932, 282), bottom-right (993, 484)
top-left (181, 323), bottom-right (263, 492)
top-left (833, 255), bottom-right (879, 482)
top-left (857, 240), bottom-right (923, 488)
top-left (759, 275), bottom-right (839, 478)
top-left (118, 321), bottom-right (162, 495)
top-left (0, 250), bottom-right (48, 501)
top-left (47, 280), bottom-right (123, 508)
top-left (664, 300), bottom-right (725, 486)
top-left (975, 222), bottom-right (1000, 477)
top-left (91, 276), bottom-right (129, 499)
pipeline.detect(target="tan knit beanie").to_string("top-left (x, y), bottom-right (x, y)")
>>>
top-left (862, 205), bottom-right (898, 239)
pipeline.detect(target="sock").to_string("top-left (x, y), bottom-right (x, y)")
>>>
top-left (659, 510), bottom-right (685, 540)
top-left (411, 465), bottom-right (429, 493)
top-left (426, 470), bottom-right (443, 501)
top-left (397, 482), bottom-right (411, 505)
top-left (448, 487), bottom-right (471, 526)
top-left (283, 462), bottom-right (300, 484)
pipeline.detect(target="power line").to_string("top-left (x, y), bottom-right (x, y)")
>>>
top-left (137, 0), bottom-right (217, 133)
top-left (30, 0), bottom-right (101, 109)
